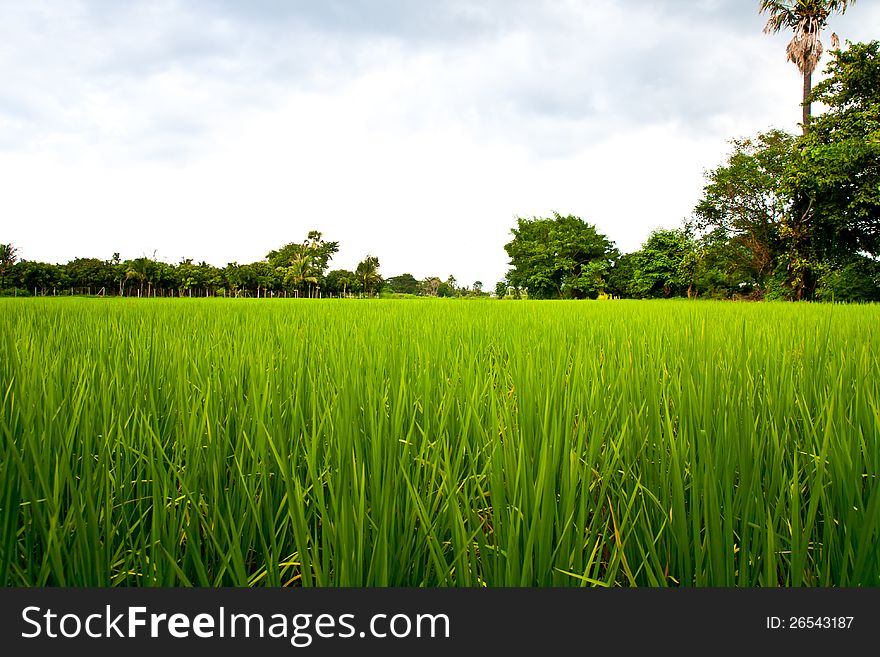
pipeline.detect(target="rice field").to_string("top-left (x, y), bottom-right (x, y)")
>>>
top-left (1, 298), bottom-right (878, 587)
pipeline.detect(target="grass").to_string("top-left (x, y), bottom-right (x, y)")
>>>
top-left (1, 297), bottom-right (878, 586)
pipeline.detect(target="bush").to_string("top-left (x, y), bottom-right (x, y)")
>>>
top-left (0, 287), bottom-right (29, 297)
top-left (815, 257), bottom-right (880, 303)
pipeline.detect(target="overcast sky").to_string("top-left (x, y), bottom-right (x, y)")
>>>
top-left (2, 1), bottom-right (878, 286)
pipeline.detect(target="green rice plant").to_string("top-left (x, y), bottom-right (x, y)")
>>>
top-left (0, 297), bottom-right (878, 586)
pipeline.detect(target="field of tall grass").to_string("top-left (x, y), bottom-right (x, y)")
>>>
top-left (1, 298), bottom-right (878, 586)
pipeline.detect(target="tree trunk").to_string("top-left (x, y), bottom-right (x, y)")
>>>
top-left (802, 70), bottom-right (812, 135)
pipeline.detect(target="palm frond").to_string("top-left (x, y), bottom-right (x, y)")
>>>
top-left (827, 0), bottom-right (856, 14)
top-left (786, 14), bottom-right (826, 74)
top-left (760, 1), bottom-right (795, 33)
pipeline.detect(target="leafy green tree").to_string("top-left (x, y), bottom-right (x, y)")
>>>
top-left (267, 231), bottom-right (338, 274)
top-left (109, 253), bottom-right (127, 296)
top-left (504, 213), bottom-right (618, 299)
top-left (223, 263), bottom-right (243, 297)
top-left (125, 257), bottom-right (151, 297)
top-left (267, 231), bottom-right (338, 298)
top-left (235, 263), bottom-right (257, 296)
top-left (0, 243), bottom-right (20, 288)
top-left (251, 261), bottom-right (277, 297)
top-left (694, 130), bottom-right (795, 290)
top-left (65, 257), bottom-right (115, 292)
top-left (606, 252), bottom-right (638, 298)
top-left (303, 231), bottom-right (339, 274)
top-left (14, 260), bottom-right (68, 294)
top-left (630, 229), bottom-right (695, 298)
top-left (199, 262), bottom-right (223, 297)
top-left (386, 273), bottom-right (420, 295)
top-left (176, 258), bottom-right (199, 297)
top-left (325, 269), bottom-right (358, 297)
top-left (759, 40), bottom-right (880, 299)
top-left (12, 260), bottom-right (42, 293)
top-left (152, 261), bottom-right (178, 296)
top-left (693, 228), bottom-right (761, 298)
top-left (788, 40), bottom-right (880, 261)
top-left (815, 255), bottom-right (880, 302)
top-left (760, 0), bottom-right (856, 133)
top-left (494, 280), bottom-right (509, 298)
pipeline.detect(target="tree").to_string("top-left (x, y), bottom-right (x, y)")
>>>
top-left (0, 243), bottom-right (19, 288)
top-left (760, 0), bottom-right (856, 133)
top-left (630, 229), bottom-right (695, 298)
top-left (198, 261), bottom-right (223, 297)
top-left (152, 261), bottom-right (178, 296)
top-left (14, 260), bottom-right (67, 294)
top-left (251, 261), bottom-right (277, 297)
top-left (125, 257), bottom-right (151, 297)
top-left (694, 42), bottom-right (879, 300)
top-left (694, 130), bottom-right (795, 290)
top-left (65, 257), bottom-right (115, 293)
top-left (109, 253), bottom-right (127, 296)
top-left (504, 213), bottom-right (618, 299)
top-left (303, 231), bottom-right (339, 274)
top-left (277, 252), bottom-right (319, 297)
top-left (267, 232), bottom-right (338, 275)
top-left (177, 259), bottom-right (198, 297)
top-left (325, 269), bottom-right (359, 297)
top-left (355, 255), bottom-right (382, 296)
top-left (691, 227), bottom-right (761, 299)
top-left (421, 276), bottom-right (441, 297)
top-left (386, 273), bottom-right (420, 295)
top-left (788, 40), bottom-right (880, 261)
top-left (815, 255), bottom-right (880, 302)
top-left (769, 40), bottom-right (880, 299)
top-left (494, 280), bottom-right (509, 298)
top-left (606, 252), bottom-right (638, 299)
top-left (223, 262), bottom-right (243, 297)
top-left (267, 232), bottom-right (338, 298)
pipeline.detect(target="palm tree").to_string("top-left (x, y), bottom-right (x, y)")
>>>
top-left (0, 243), bottom-right (18, 288)
top-left (356, 255), bottom-right (381, 297)
top-left (279, 252), bottom-right (318, 297)
top-left (125, 257), bottom-right (150, 297)
top-left (760, 0), bottom-right (855, 133)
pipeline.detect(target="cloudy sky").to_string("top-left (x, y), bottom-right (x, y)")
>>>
top-left (2, 1), bottom-right (878, 286)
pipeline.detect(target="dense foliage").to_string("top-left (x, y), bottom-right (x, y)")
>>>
top-left (686, 40), bottom-right (880, 301)
top-left (504, 213), bottom-right (618, 299)
top-left (0, 235), bottom-right (486, 300)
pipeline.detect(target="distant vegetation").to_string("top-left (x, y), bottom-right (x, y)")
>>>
top-left (0, 234), bottom-right (488, 300)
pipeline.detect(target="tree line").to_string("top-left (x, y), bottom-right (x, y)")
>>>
top-left (0, 234), bottom-right (488, 300)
